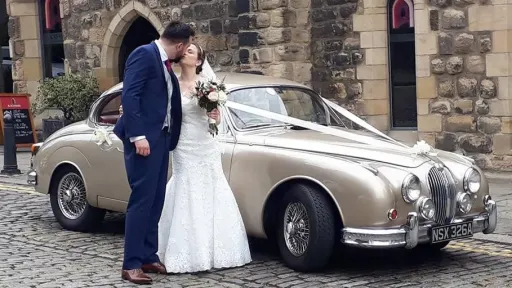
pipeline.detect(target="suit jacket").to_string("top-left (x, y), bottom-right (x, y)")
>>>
top-left (113, 42), bottom-right (182, 151)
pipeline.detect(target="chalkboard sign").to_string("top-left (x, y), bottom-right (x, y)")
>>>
top-left (0, 94), bottom-right (37, 147)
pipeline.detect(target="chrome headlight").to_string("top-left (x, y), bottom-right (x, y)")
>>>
top-left (463, 167), bottom-right (481, 193)
top-left (418, 197), bottom-right (435, 220)
top-left (457, 192), bottom-right (472, 213)
top-left (401, 174), bottom-right (421, 203)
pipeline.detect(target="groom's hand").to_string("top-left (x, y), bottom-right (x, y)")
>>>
top-left (134, 139), bottom-right (150, 156)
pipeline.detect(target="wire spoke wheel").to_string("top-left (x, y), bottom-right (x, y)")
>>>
top-left (57, 172), bottom-right (87, 220)
top-left (283, 202), bottom-right (311, 257)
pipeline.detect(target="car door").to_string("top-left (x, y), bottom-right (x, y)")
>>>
top-left (86, 91), bottom-right (131, 212)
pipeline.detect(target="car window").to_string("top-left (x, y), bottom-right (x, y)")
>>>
top-left (97, 93), bottom-right (121, 125)
top-left (227, 87), bottom-right (328, 129)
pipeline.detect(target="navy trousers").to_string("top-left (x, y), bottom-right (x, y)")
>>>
top-left (122, 130), bottom-right (170, 270)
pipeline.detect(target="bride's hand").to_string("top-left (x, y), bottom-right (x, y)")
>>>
top-left (207, 109), bottom-right (220, 122)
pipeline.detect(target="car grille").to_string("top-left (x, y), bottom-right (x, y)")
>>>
top-left (427, 166), bottom-right (457, 224)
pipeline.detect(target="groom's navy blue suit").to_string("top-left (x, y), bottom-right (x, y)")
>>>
top-left (114, 41), bottom-right (182, 270)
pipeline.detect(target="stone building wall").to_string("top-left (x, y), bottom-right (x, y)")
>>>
top-left (236, 0), bottom-right (313, 83)
top-left (5, 0), bottom-right (43, 99)
top-left (62, 0), bottom-right (240, 91)
top-left (415, 1), bottom-right (511, 170)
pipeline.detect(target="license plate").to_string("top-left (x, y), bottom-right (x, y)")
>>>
top-left (431, 221), bottom-right (473, 243)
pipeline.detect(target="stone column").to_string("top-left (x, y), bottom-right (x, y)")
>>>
top-left (7, 0), bottom-right (43, 98)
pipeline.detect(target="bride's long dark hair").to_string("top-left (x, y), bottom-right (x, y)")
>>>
top-left (192, 43), bottom-right (206, 75)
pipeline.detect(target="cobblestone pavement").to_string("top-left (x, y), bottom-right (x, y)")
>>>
top-left (0, 181), bottom-right (512, 288)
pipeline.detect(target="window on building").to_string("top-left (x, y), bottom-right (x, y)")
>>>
top-left (388, 0), bottom-right (417, 129)
top-left (38, 0), bottom-right (65, 79)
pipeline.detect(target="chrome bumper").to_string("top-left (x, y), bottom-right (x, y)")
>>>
top-left (341, 197), bottom-right (497, 249)
top-left (27, 169), bottom-right (37, 185)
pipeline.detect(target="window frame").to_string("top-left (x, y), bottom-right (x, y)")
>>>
top-left (225, 85), bottom-right (333, 133)
top-left (88, 90), bottom-right (122, 127)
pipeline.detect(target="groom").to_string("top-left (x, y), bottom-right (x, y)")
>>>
top-left (113, 21), bottom-right (195, 285)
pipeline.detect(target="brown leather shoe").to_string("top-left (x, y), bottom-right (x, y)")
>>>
top-left (121, 269), bottom-right (152, 285)
top-left (141, 262), bottom-right (167, 274)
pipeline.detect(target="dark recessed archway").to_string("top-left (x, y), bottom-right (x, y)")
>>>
top-left (118, 16), bottom-right (159, 81)
top-left (388, 0), bottom-right (417, 129)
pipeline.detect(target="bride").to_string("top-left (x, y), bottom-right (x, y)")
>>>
top-left (156, 43), bottom-right (252, 273)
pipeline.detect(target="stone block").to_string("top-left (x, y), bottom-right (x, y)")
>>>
top-left (416, 33), bottom-right (437, 55)
top-left (365, 48), bottom-right (387, 65)
top-left (417, 99), bottom-right (430, 115)
top-left (415, 9), bottom-right (430, 34)
top-left (367, 115), bottom-right (389, 131)
top-left (489, 100), bottom-right (512, 116)
top-left (457, 76), bottom-right (478, 98)
top-left (193, 2), bottom-right (227, 20)
top-left (468, 5), bottom-right (508, 31)
top-left (438, 77), bottom-right (455, 98)
top-left (436, 132), bottom-right (458, 151)
top-left (420, 132), bottom-right (436, 147)
top-left (498, 77), bottom-right (511, 99)
top-left (492, 30), bottom-right (508, 53)
top-left (486, 53), bottom-right (509, 77)
top-left (339, 3), bottom-right (358, 18)
top-left (418, 115), bottom-right (443, 132)
top-left (431, 100), bottom-right (452, 114)
top-left (415, 55), bottom-right (431, 77)
top-left (446, 56), bottom-right (463, 74)
top-left (479, 33), bottom-right (492, 53)
top-left (274, 44), bottom-right (308, 61)
top-left (493, 134), bottom-right (512, 155)
top-left (480, 79), bottom-right (497, 99)
top-left (356, 65), bottom-right (387, 80)
top-left (416, 76), bottom-right (437, 99)
top-left (251, 48), bottom-right (273, 63)
top-left (445, 115), bottom-right (476, 132)
top-left (502, 117), bottom-right (512, 133)
top-left (261, 28), bottom-right (291, 44)
top-left (465, 55), bottom-right (485, 74)
top-left (476, 99), bottom-right (489, 115)
top-left (360, 31), bottom-right (387, 48)
top-left (454, 99), bottom-right (473, 114)
top-left (441, 9), bottom-right (466, 29)
top-left (259, 0), bottom-right (288, 10)
top-left (438, 32), bottom-right (454, 55)
top-left (362, 99), bottom-right (388, 115)
top-left (21, 57), bottom-right (42, 81)
top-left (454, 33), bottom-right (475, 54)
top-left (362, 80), bottom-right (387, 99)
top-left (238, 32), bottom-right (260, 47)
top-left (19, 15), bottom-right (39, 40)
top-left (353, 14), bottom-right (386, 32)
top-left (459, 134), bottom-right (493, 153)
top-left (478, 117), bottom-right (502, 134)
top-left (311, 9), bottom-right (336, 23)
top-left (9, 2), bottom-right (37, 16)
top-left (290, 0), bottom-right (310, 8)
top-left (431, 58), bottom-right (445, 74)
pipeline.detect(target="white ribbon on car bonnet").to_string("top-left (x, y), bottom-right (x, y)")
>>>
top-left (224, 100), bottom-right (438, 158)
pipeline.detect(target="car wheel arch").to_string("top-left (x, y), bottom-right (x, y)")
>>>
top-left (262, 176), bottom-right (344, 240)
top-left (49, 161), bottom-right (88, 197)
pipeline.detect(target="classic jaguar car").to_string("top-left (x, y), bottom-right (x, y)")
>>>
top-left (28, 72), bottom-right (497, 272)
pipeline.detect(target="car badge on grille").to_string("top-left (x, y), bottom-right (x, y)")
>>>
top-left (434, 163), bottom-right (444, 170)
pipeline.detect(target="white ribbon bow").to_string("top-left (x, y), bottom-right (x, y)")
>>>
top-left (93, 126), bottom-right (113, 146)
top-left (411, 140), bottom-right (438, 157)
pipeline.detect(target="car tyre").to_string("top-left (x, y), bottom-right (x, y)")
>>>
top-left (49, 166), bottom-right (105, 232)
top-left (276, 183), bottom-right (336, 272)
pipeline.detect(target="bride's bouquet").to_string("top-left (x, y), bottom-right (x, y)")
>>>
top-left (193, 78), bottom-right (228, 136)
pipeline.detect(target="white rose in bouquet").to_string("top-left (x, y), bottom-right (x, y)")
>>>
top-left (208, 91), bottom-right (219, 101)
top-left (218, 91), bottom-right (228, 102)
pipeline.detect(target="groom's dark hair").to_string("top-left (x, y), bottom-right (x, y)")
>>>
top-left (161, 21), bottom-right (196, 43)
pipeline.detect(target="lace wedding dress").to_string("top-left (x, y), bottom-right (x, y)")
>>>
top-left (157, 90), bottom-right (252, 273)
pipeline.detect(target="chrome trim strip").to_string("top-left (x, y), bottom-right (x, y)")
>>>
top-left (341, 211), bottom-right (493, 248)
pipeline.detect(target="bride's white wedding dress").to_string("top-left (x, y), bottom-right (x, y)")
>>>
top-left (157, 89), bottom-right (252, 273)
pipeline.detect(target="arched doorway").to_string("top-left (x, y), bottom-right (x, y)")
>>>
top-left (118, 16), bottom-right (159, 81)
top-left (388, 0), bottom-right (417, 128)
